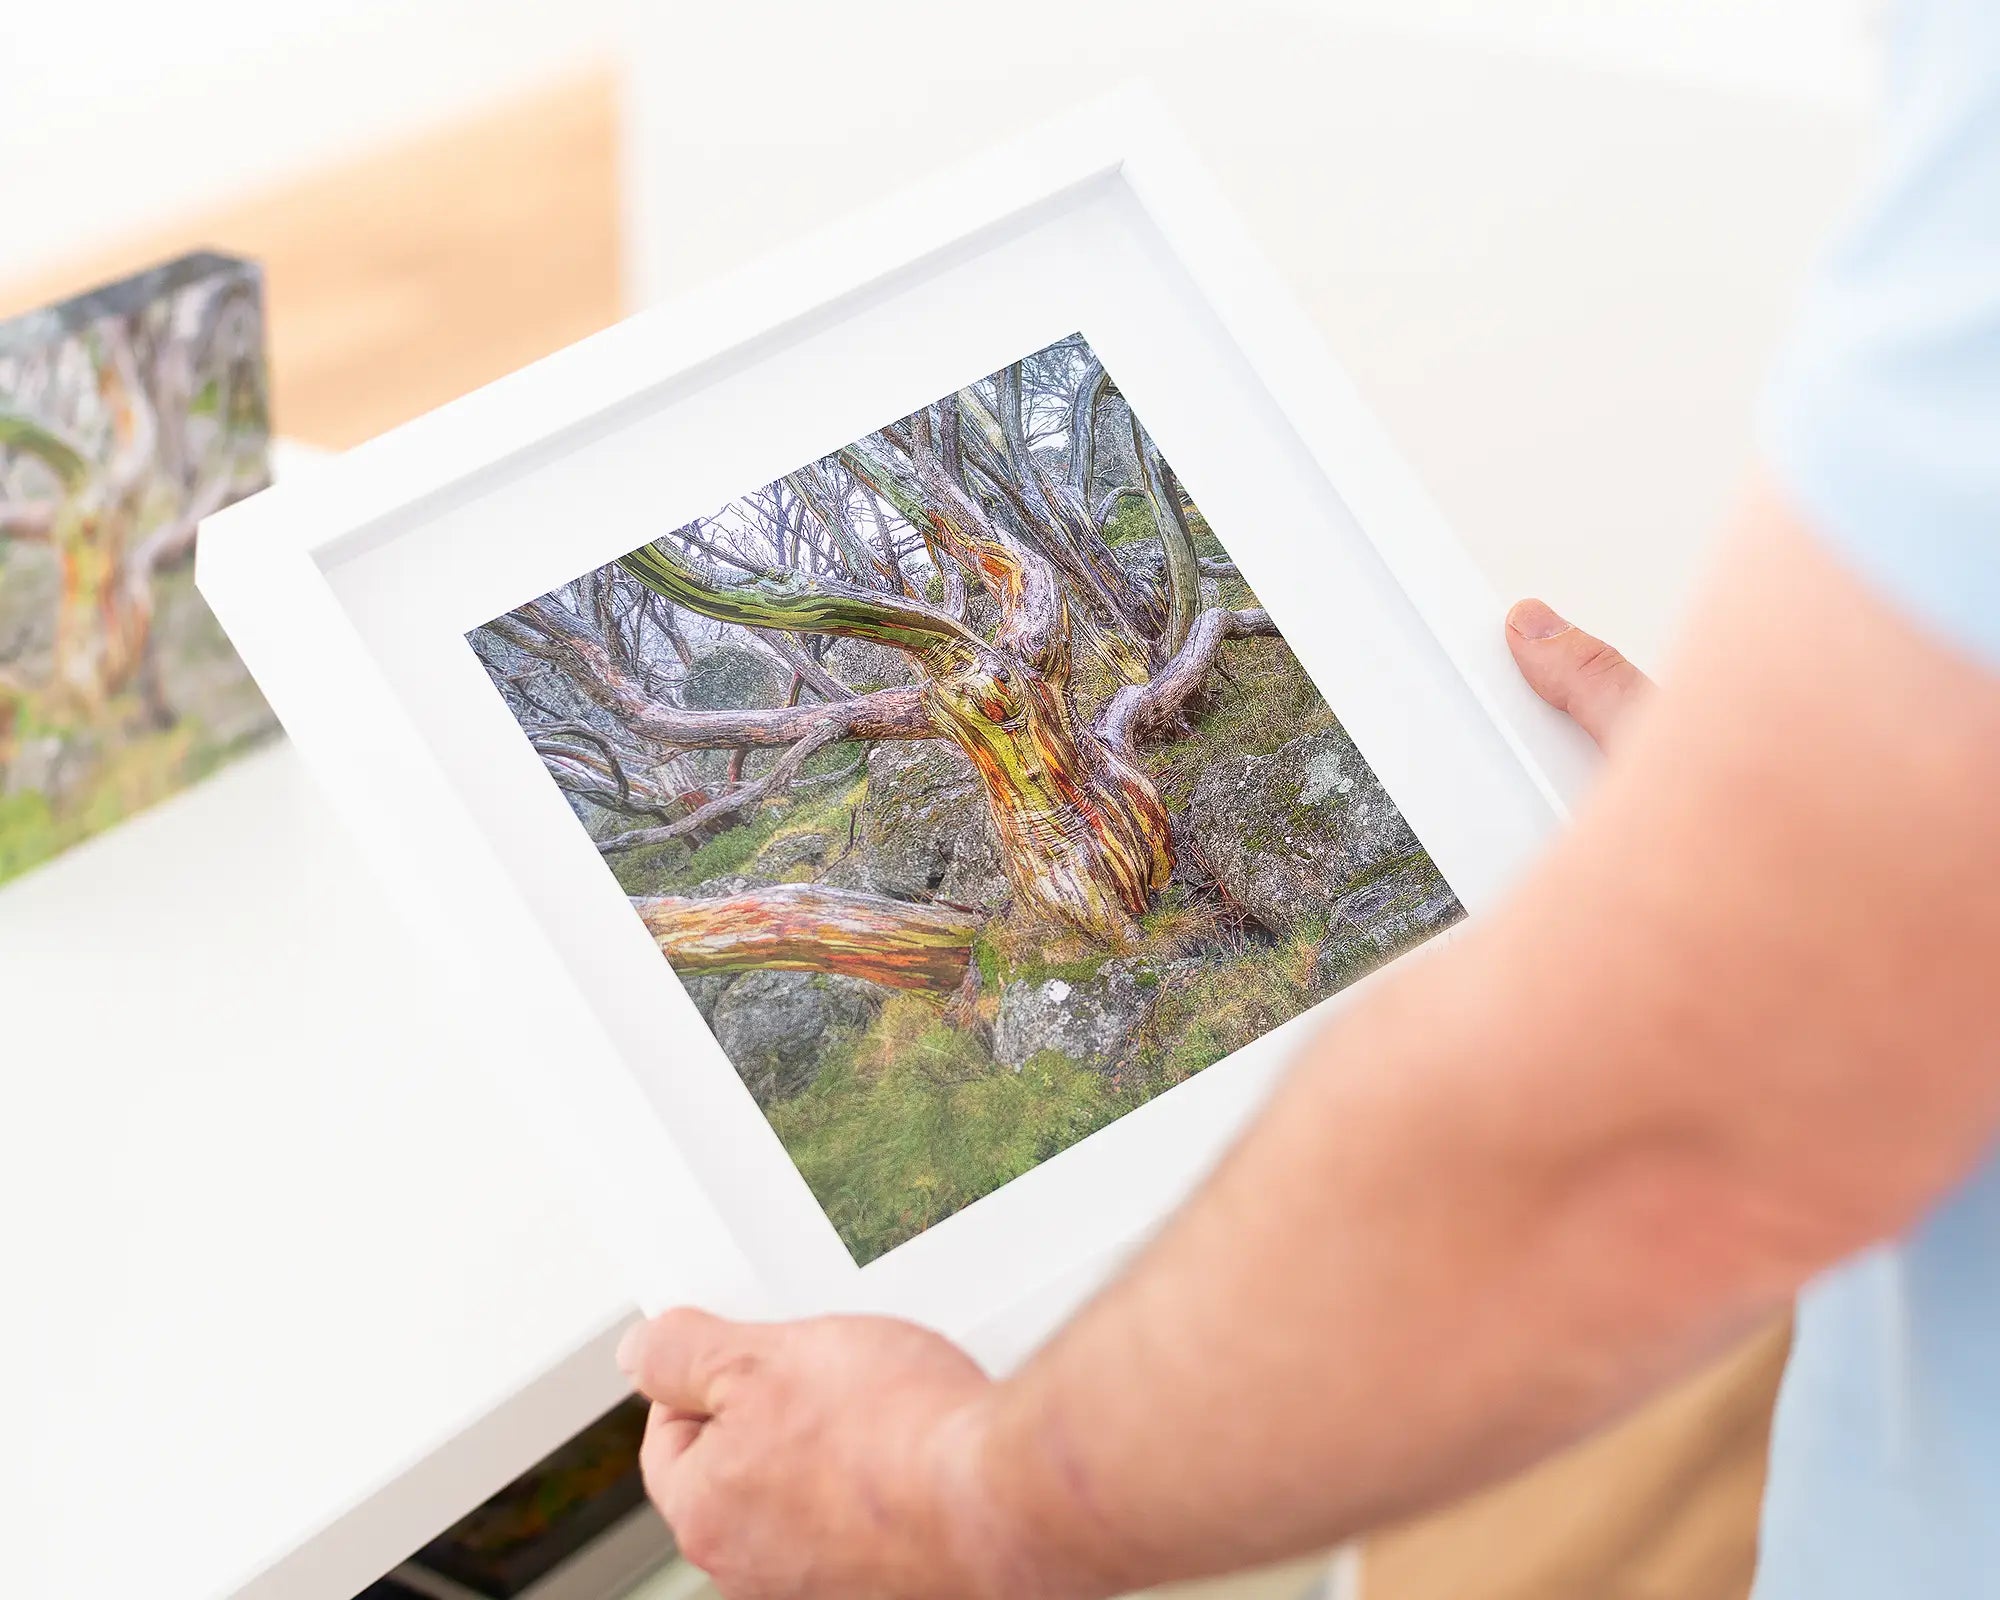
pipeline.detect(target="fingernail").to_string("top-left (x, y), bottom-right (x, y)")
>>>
top-left (1507, 599), bottom-right (1572, 641)
top-left (616, 1321), bottom-right (647, 1380)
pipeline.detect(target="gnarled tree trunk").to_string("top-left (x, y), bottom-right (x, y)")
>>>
top-left (619, 466), bottom-right (1173, 942)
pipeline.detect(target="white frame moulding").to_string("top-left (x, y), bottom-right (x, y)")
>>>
top-left (199, 88), bottom-right (1596, 1363)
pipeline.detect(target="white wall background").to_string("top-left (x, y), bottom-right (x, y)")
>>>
top-left (3, 0), bottom-right (1884, 663)
top-left (1279, 0), bottom-right (1881, 106)
top-left (2, 0), bottom-right (1880, 284)
top-left (621, 1), bottom-right (1875, 665)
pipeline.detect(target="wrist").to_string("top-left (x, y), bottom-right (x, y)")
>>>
top-left (923, 1386), bottom-right (1131, 1600)
top-left (921, 1389), bottom-right (1085, 1600)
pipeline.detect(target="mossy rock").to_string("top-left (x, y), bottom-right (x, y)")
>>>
top-left (1310, 859), bottom-right (1464, 993)
top-left (680, 643), bottom-right (786, 711)
top-left (819, 739), bottom-right (1008, 911)
top-left (822, 635), bottom-right (917, 692)
top-left (609, 837), bottom-right (697, 897)
top-left (708, 969), bottom-right (885, 1108)
top-left (992, 958), bottom-right (1161, 1077)
top-left (1185, 725), bottom-right (1462, 939)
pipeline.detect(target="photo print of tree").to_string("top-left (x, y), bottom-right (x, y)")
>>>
top-left (471, 333), bottom-right (1463, 1263)
top-left (0, 253), bottom-right (275, 884)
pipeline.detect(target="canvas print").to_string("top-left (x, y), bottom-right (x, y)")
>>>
top-left (412, 1397), bottom-right (653, 1598)
top-left (471, 333), bottom-right (1463, 1263)
top-left (0, 252), bottom-right (276, 885)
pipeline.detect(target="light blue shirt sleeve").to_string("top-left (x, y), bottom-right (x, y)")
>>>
top-left (1760, 0), bottom-right (2000, 665)
top-left (1752, 9), bottom-right (2000, 1596)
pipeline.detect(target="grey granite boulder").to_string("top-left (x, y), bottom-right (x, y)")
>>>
top-left (674, 972), bottom-right (735, 1023)
top-left (1185, 725), bottom-right (1463, 939)
top-left (707, 968), bottom-right (884, 1108)
top-left (680, 643), bottom-right (786, 711)
top-left (821, 739), bottom-right (1010, 911)
top-left (822, 635), bottom-right (918, 691)
top-left (1310, 857), bottom-right (1465, 995)
top-left (992, 959), bottom-right (1160, 1076)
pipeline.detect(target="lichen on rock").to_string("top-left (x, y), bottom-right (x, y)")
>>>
top-left (992, 958), bottom-right (1160, 1077)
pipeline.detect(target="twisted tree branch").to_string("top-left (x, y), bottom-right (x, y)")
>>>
top-left (598, 715), bottom-right (854, 853)
top-left (496, 598), bottom-right (935, 750)
top-left (1097, 606), bottom-right (1278, 762)
top-left (0, 500), bottom-right (58, 543)
top-left (619, 540), bottom-right (982, 663)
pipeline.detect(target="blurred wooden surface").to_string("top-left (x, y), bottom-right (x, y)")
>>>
top-left (1364, 1320), bottom-right (1789, 1600)
top-left (0, 71), bottom-right (623, 449)
top-left (0, 70), bottom-right (1788, 1600)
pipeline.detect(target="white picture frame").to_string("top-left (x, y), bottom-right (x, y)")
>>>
top-left (198, 90), bottom-right (1594, 1360)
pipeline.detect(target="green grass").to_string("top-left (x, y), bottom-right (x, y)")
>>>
top-left (0, 712), bottom-right (239, 886)
top-left (1137, 919), bottom-right (1328, 1087)
top-left (0, 790), bottom-right (58, 882)
top-left (764, 898), bottom-right (1339, 1266)
top-left (768, 995), bottom-right (1131, 1263)
top-left (680, 806), bottom-right (787, 883)
top-left (1142, 631), bottom-right (1339, 814)
top-left (1100, 494), bottom-right (1156, 546)
top-left (610, 769), bottom-right (869, 897)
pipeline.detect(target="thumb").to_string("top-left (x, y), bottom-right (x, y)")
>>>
top-left (1505, 599), bottom-right (1651, 751)
top-left (616, 1307), bottom-right (759, 1416)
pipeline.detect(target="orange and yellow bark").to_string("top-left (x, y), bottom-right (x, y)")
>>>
top-left (637, 884), bottom-right (981, 992)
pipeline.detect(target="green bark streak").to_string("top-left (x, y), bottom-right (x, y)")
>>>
top-left (836, 439), bottom-right (933, 534)
top-left (0, 413), bottom-right (91, 492)
top-left (619, 542), bottom-right (981, 664)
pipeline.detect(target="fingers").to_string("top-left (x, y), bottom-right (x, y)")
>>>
top-left (1505, 598), bottom-right (1653, 751)
top-left (642, 1400), bottom-right (703, 1477)
top-left (617, 1307), bottom-right (760, 1416)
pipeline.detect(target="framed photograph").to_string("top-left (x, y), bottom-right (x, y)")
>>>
top-left (198, 93), bottom-right (1593, 1350)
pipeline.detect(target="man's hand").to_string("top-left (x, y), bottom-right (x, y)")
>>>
top-left (619, 1309), bottom-right (1024, 1600)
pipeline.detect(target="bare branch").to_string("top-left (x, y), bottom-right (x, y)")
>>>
top-left (751, 628), bottom-right (854, 704)
top-left (1131, 419), bottom-right (1201, 660)
top-left (131, 465), bottom-right (234, 573)
top-left (1096, 606), bottom-right (1279, 762)
top-left (599, 714), bottom-right (850, 852)
top-left (1093, 483), bottom-right (1145, 525)
top-left (0, 500), bottom-right (58, 543)
top-left (785, 463), bottom-right (891, 588)
top-left (492, 598), bottom-right (936, 749)
top-left (665, 518), bottom-right (768, 576)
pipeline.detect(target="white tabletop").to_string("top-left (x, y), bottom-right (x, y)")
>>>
top-left (9, 20), bottom-right (1868, 1600)
top-left (5, 730), bottom-right (634, 1600)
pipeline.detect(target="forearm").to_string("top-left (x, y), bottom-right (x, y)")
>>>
top-left (968, 503), bottom-right (2000, 1594)
top-left (971, 915), bottom-right (1778, 1593)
